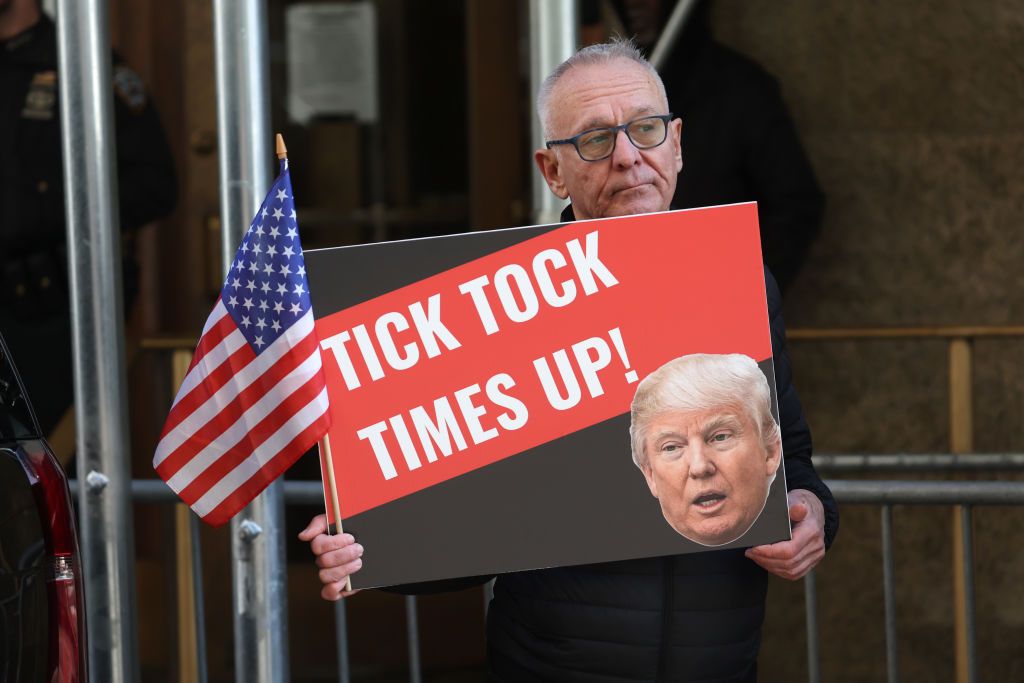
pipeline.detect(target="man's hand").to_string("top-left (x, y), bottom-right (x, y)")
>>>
top-left (298, 514), bottom-right (364, 601)
top-left (745, 488), bottom-right (826, 581)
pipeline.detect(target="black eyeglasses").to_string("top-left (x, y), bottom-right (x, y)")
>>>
top-left (545, 114), bottom-right (674, 162)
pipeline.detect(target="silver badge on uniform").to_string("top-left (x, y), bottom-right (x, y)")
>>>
top-left (22, 70), bottom-right (56, 121)
top-left (113, 65), bottom-right (147, 112)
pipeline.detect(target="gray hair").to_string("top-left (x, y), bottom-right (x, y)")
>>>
top-left (536, 38), bottom-right (669, 140)
top-left (629, 353), bottom-right (781, 469)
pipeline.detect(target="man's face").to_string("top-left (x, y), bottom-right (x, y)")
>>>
top-left (535, 58), bottom-right (682, 220)
top-left (640, 405), bottom-right (781, 546)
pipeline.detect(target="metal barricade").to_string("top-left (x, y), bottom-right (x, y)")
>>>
top-left (71, 473), bottom-right (1024, 683)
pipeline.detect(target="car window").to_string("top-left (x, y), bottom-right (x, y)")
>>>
top-left (0, 334), bottom-right (41, 442)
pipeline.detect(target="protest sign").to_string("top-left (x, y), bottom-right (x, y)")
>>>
top-left (305, 203), bottom-right (791, 588)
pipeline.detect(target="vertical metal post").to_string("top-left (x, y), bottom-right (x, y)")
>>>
top-left (803, 570), bottom-right (820, 683)
top-left (334, 600), bottom-right (351, 683)
top-left (648, 0), bottom-right (699, 70)
top-left (212, 2), bottom-right (287, 681)
top-left (959, 505), bottom-right (978, 683)
top-left (528, 0), bottom-right (577, 225)
top-left (881, 505), bottom-right (899, 683)
top-left (190, 514), bottom-right (210, 683)
top-left (406, 596), bottom-right (423, 683)
top-left (55, 0), bottom-right (139, 680)
top-left (948, 337), bottom-right (973, 683)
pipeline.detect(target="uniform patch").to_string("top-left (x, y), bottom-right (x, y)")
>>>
top-left (22, 70), bottom-right (57, 121)
top-left (113, 65), bottom-right (147, 112)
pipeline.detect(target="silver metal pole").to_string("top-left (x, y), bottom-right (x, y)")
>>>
top-left (55, 0), bottom-right (139, 680)
top-left (960, 506), bottom-right (978, 683)
top-left (405, 596), bottom-right (422, 683)
top-left (528, 0), bottom-right (577, 225)
top-left (804, 570), bottom-right (820, 683)
top-left (212, 2), bottom-right (287, 681)
top-left (648, 0), bottom-right (699, 71)
top-left (191, 514), bottom-right (210, 683)
top-left (334, 600), bottom-right (351, 683)
top-left (881, 505), bottom-right (899, 683)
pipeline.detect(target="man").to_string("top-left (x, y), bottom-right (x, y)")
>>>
top-left (1, 0), bottom-right (176, 434)
top-left (301, 40), bottom-right (837, 681)
top-left (630, 353), bottom-right (783, 547)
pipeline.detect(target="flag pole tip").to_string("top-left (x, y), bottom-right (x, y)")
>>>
top-left (276, 133), bottom-right (287, 159)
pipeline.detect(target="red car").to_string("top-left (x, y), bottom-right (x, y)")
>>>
top-left (0, 332), bottom-right (87, 681)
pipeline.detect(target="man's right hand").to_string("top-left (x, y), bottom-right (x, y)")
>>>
top-left (298, 514), bottom-right (364, 601)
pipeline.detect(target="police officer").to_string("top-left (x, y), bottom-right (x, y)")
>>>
top-left (1, 0), bottom-right (177, 434)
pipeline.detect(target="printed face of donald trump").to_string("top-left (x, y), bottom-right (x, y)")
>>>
top-left (630, 354), bottom-right (782, 546)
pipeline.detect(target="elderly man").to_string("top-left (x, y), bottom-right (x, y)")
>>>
top-left (301, 40), bottom-right (838, 681)
top-left (631, 353), bottom-right (784, 547)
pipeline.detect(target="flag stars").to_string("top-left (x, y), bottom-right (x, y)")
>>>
top-left (247, 261), bottom-right (258, 273)
top-left (231, 277), bottom-right (241, 289)
top-left (243, 298), bottom-right (254, 310)
top-left (282, 246), bottom-right (295, 258)
top-left (276, 283), bottom-right (287, 295)
top-left (263, 263), bottom-right (274, 275)
top-left (293, 282), bottom-right (305, 296)
top-left (276, 188), bottom-right (288, 201)
top-left (266, 244), bottom-right (278, 257)
top-left (255, 223), bottom-right (265, 237)
top-left (255, 318), bottom-right (267, 330)
top-left (269, 226), bottom-right (280, 239)
top-left (259, 299), bottom-right (269, 312)
top-left (228, 295), bottom-right (238, 308)
top-left (273, 301), bottom-right (284, 313)
top-left (271, 319), bottom-right (282, 332)
top-left (279, 264), bottom-right (292, 277)
top-left (286, 227), bottom-right (297, 240)
top-left (260, 281), bottom-right (271, 294)
top-left (241, 316), bottom-right (251, 328)
top-left (297, 265), bottom-right (306, 277)
top-left (272, 207), bottom-right (284, 220)
top-left (261, 206), bottom-right (268, 219)
top-left (289, 302), bottom-right (302, 315)
top-left (245, 279), bottom-right (256, 292)
top-left (290, 209), bottom-right (297, 220)
top-left (254, 336), bottom-right (265, 348)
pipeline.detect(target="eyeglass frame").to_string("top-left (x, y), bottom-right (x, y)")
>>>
top-left (544, 113), bottom-right (676, 162)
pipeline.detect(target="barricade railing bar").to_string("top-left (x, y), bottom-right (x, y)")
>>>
top-left (69, 474), bottom-right (1024, 683)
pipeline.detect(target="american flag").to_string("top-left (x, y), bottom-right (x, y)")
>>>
top-left (154, 158), bottom-right (331, 526)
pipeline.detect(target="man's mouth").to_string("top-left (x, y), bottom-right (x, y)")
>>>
top-left (612, 183), bottom-right (651, 196)
top-left (693, 492), bottom-right (726, 511)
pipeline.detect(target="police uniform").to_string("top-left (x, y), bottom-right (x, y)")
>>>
top-left (0, 14), bottom-right (176, 434)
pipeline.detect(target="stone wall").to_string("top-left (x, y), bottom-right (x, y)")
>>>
top-left (711, 2), bottom-right (1024, 680)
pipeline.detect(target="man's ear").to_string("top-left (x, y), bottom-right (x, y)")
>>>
top-left (534, 148), bottom-right (569, 200)
top-left (765, 435), bottom-right (783, 476)
top-left (641, 463), bottom-right (660, 499)
top-left (670, 117), bottom-right (683, 173)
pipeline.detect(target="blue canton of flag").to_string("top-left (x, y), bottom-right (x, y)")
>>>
top-left (223, 160), bottom-right (311, 352)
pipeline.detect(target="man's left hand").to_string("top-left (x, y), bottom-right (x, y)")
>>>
top-left (745, 488), bottom-right (826, 580)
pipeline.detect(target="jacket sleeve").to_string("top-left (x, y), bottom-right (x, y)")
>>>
top-left (766, 267), bottom-right (839, 549)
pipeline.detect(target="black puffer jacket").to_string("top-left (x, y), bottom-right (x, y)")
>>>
top-left (400, 206), bottom-right (838, 681)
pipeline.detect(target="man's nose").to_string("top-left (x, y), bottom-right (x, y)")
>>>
top-left (610, 128), bottom-right (640, 169)
top-left (687, 443), bottom-right (717, 479)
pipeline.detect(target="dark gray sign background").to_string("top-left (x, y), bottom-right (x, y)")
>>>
top-left (305, 222), bottom-right (791, 589)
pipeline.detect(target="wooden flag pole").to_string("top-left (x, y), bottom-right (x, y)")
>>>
top-left (320, 433), bottom-right (352, 592)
